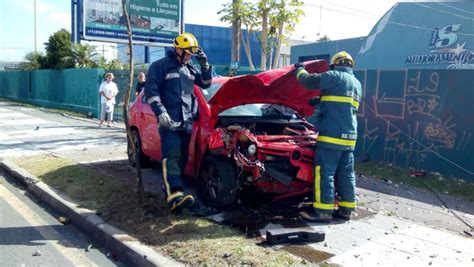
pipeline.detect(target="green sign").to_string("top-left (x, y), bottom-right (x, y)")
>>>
top-left (82, 0), bottom-right (183, 46)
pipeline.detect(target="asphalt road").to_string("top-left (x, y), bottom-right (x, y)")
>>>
top-left (0, 172), bottom-right (123, 266)
top-left (0, 101), bottom-right (127, 163)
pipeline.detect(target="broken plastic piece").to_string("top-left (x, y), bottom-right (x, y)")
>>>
top-left (266, 228), bottom-right (325, 245)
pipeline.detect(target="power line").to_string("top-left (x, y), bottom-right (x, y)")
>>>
top-left (416, 3), bottom-right (474, 20)
top-left (437, 2), bottom-right (474, 16)
top-left (320, 0), bottom-right (382, 18)
top-left (303, 2), bottom-right (474, 37)
top-left (303, 2), bottom-right (380, 21)
top-left (0, 47), bottom-right (35, 50)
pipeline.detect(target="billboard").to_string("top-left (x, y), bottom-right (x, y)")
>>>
top-left (82, 0), bottom-right (183, 46)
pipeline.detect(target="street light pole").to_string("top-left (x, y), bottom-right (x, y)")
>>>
top-left (34, 0), bottom-right (38, 53)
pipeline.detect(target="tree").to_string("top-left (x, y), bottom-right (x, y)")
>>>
top-left (270, 0), bottom-right (304, 69)
top-left (20, 51), bottom-right (45, 70)
top-left (218, 0), bottom-right (243, 64)
top-left (240, 1), bottom-right (258, 70)
top-left (62, 43), bottom-right (98, 68)
top-left (257, 0), bottom-right (275, 71)
top-left (72, 43), bottom-right (98, 68)
top-left (44, 29), bottom-right (74, 69)
top-left (107, 59), bottom-right (124, 70)
top-left (120, 0), bottom-right (140, 201)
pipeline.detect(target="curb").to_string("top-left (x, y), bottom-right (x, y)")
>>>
top-left (0, 159), bottom-right (180, 267)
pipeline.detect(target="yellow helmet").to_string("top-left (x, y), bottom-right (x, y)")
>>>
top-left (331, 51), bottom-right (354, 67)
top-left (174, 33), bottom-right (199, 54)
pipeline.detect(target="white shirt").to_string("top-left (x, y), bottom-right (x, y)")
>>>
top-left (99, 81), bottom-right (119, 104)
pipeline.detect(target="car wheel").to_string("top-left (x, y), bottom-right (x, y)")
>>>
top-left (127, 130), bottom-right (151, 168)
top-left (199, 156), bottom-right (239, 209)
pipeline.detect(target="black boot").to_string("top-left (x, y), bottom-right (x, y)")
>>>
top-left (301, 210), bottom-right (333, 223)
top-left (333, 208), bottom-right (352, 221)
top-left (167, 192), bottom-right (195, 214)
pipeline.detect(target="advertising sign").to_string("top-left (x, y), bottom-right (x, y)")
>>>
top-left (82, 0), bottom-right (183, 46)
top-left (405, 24), bottom-right (474, 69)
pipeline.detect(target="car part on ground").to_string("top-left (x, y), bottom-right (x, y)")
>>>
top-left (266, 229), bottom-right (325, 245)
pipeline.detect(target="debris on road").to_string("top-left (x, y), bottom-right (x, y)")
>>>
top-left (32, 249), bottom-right (42, 256)
top-left (266, 228), bottom-right (325, 245)
top-left (58, 216), bottom-right (70, 225)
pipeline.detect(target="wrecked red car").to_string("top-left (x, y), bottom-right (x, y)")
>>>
top-left (128, 60), bottom-right (327, 208)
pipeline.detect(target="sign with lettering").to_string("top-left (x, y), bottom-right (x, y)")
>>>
top-left (82, 0), bottom-right (183, 46)
top-left (405, 24), bottom-right (474, 69)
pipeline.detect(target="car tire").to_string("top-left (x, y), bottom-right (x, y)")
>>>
top-left (127, 130), bottom-right (151, 168)
top-left (199, 156), bottom-right (239, 209)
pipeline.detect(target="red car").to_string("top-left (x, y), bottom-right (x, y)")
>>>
top-left (128, 60), bottom-right (327, 208)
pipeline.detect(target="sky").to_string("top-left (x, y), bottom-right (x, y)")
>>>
top-left (0, 0), bottom-right (398, 62)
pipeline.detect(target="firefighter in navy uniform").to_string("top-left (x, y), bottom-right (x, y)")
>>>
top-left (145, 33), bottom-right (212, 213)
top-left (294, 51), bottom-right (362, 222)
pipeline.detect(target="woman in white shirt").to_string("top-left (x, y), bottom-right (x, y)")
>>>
top-left (98, 72), bottom-right (119, 127)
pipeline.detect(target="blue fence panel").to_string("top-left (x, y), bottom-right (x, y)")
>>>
top-left (0, 71), bottom-right (30, 99)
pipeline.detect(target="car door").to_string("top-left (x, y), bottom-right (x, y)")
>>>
top-left (137, 92), bottom-right (162, 160)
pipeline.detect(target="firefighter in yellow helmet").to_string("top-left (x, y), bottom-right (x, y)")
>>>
top-left (294, 51), bottom-right (361, 222)
top-left (145, 33), bottom-right (212, 213)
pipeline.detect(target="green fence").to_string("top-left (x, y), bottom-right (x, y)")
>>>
top-left (0, 69), bottom-right (106, 117)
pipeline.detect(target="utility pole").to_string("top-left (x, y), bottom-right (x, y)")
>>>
top-left (34, 0), bottom-right (38, 52)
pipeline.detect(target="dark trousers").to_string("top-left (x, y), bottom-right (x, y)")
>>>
top-left (313, 146), bottom-right (356, 213)
top-left (159, 127), bottom-right (191, 197)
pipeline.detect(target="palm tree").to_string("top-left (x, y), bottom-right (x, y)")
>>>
top-left (63, 43), bottom-right (98, 68)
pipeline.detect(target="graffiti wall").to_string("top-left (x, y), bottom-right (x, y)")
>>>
top-left (354, 69), bottom-right (474, 181)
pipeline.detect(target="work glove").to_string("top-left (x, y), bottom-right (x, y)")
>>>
top-left (158, 112), bottom-right (173, 129)
top-left (309, 96), bottom-right (321, 106)
top-left (294, 62), bottom-right (305, 70)
top-left (294, 62), bottom-right (305, 76)
top-left (195, 48), bottom-right (209, 69)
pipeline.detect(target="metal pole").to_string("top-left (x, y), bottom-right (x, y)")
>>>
top-left (181, 0), bottom-right (185, 33)
top-left (34, 0), bottom-right (37, 52)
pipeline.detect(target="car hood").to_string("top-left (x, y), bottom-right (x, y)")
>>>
top-left (209, 60), bottom-right (328, 117)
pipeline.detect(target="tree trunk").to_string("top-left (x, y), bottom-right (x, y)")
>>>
top-left (272, 23), bottom-right (284, 69)
top-left (241, 29), bottom-right (255, 71)
top-left (260, 10), bottom-right (268, 71)
top-left (231, 0), bottom-right (241, 63)
top-left (268, 45), bottom-right (273, 70)
top-left (121, 0), bottom-right (134, 154)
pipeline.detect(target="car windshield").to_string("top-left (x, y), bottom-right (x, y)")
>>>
top-left (199, 84), bottom-right (297, 118)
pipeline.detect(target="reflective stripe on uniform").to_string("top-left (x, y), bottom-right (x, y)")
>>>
top-left (338, 201), bottom-right (357, 208)
top-left (165, 73), bottom-right (180, 80)
top-left (313, 202), bottom-right (336, 210)
top-left (315, 166), bottom-right (321, 204)
top-left (147, 96), bottom-right (161, 104)
top-left (296, 68), bottom-right (307, 80)
top-left (313, 166), bottom-right (335, 210)
top-left (317, 135), bottom-right (356, 146)
top-left (320, 95), bottom-right (359, 109)
top-left (162, 158), bottom-right (171, 196)
top-left (166, 191), bottom-right (184, 202)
